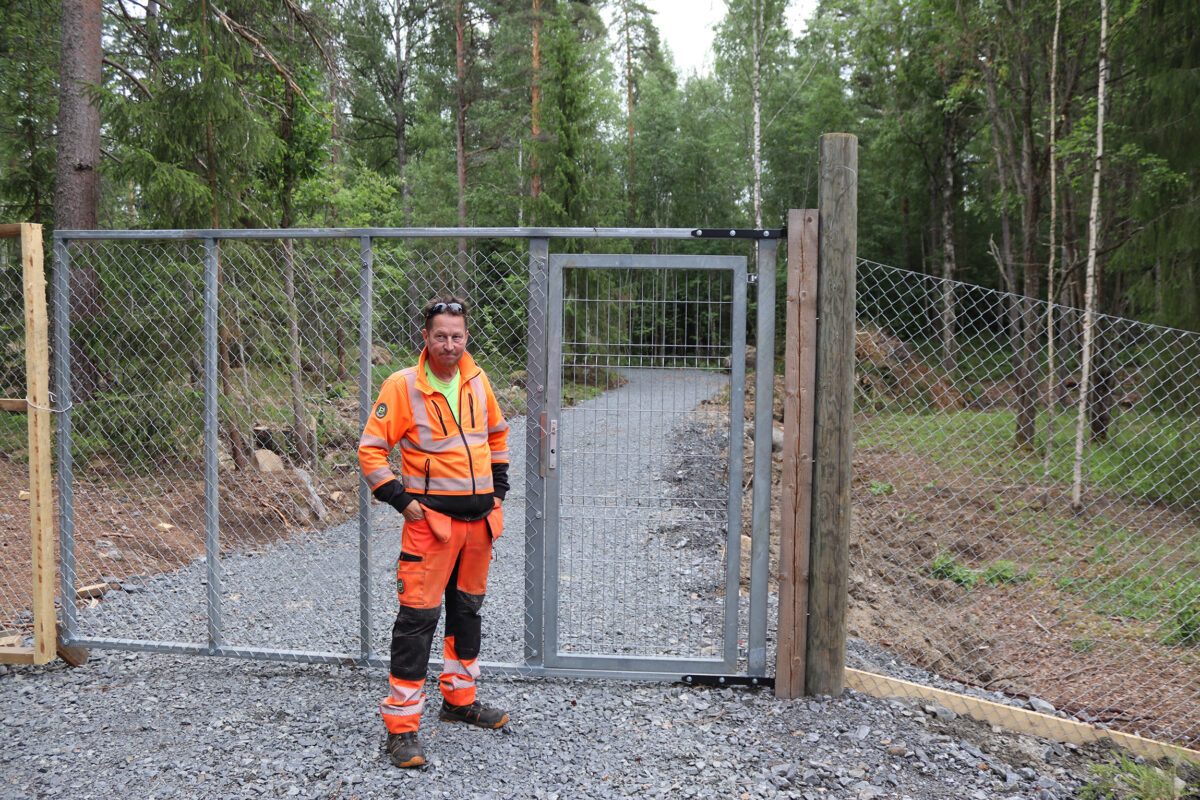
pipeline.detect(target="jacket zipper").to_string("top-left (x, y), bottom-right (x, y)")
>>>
top-left (433, 402), bottom-right (448, 435)
top-left (453, 386), bottom-right (477, 495)
top-left (469, 394), bottom-right (475, 427)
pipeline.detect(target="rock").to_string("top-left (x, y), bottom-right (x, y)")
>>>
top-left (885, 745), bottom-right (908, 757)
top-left (293, 469), bottom-right (327, 522)
top-left (370, 345), bottom-right (393, 365)
top-left (252, 449), bottom-right (285, 473)
top-left (925, 703), bottom-right (958, 722)
top-left (328, 491), bottom-right (345, 504)
top-left (1028, 697), bottom-right (1056, 715)
top-left (723, 346), bottom-right (757, 371)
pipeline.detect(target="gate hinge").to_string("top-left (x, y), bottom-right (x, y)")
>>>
top-left (747, 273), bottom-right (758, 284)
top-left (691, 228), bottom-right (785, 240)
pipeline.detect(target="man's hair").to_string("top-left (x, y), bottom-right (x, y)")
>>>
top-left (422, 296), bottom-right (469, 330)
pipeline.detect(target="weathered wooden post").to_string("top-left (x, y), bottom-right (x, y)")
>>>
top-left (805, 133), bottom-right (857, 696)
top-left (775, 209), bottom-right (818, 698)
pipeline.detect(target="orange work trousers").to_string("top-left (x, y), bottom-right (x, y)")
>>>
top-left (380, 504), bottom-right (501, 734)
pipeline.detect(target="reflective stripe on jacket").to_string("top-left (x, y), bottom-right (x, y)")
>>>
top-left (359, 348), bottom-right (509, 497)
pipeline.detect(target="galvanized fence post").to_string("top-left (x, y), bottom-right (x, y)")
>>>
top-left (358, 235), bottom-right (374, 664)
top-left (750, 238), bottom-right (779, 676)
top-left (53, 236), bottom-right (78, 642)
top-left (523, 238), bottom-right (549, 666)
top-left (203, 237), bottom-right (222, 654)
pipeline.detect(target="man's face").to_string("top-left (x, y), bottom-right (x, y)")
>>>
top-left (421, 313), bottom-right (468, 374)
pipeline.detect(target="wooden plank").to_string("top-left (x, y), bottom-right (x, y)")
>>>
top-left (56, 625), bottom-right (89, 667)
top-left (846, 668), bottom-right (1200, 766)
top-left (22, 223), bottom-right (55, 666)
top-left (76, 582), bottom-right (110, 599)
top-left (806, 134), bottom-right (858, 697)
top-left (776, 209), bottom-right (819, 698)
top-left (0, 646), bottom-right (37, 665)
top-left (0, 223), bottom-right (23, 238)
top-left (0, 634), bottom-right (22, 648)
top-left (0, 398), bottom-right (28, 412)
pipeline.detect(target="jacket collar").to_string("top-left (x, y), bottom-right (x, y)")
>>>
top-left (414, 347), bottom-right (481, 394)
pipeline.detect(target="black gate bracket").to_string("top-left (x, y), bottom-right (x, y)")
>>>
top-left (691, 228), bottom-right (785, 240)
top-left (680, 674), bottom-right (775, 689)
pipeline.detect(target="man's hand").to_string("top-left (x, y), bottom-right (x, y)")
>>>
top-left (402, 500), bottom-right (425, 522)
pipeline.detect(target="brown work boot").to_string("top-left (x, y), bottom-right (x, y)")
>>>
top-left (386, 731), bottom-right (426, 768)
top-left (438, 698), bottom-right (508, 729)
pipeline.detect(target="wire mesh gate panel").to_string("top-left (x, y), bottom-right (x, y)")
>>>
top-left (47, 229), bottom-right (775, 684)
top-left (544, 254), bottom-right (752, 676)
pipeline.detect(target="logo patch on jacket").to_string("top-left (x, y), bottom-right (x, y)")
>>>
top-left (396, 577), bottom-right (405, 594)
top-left (375, 402), bottom-right (388, 419)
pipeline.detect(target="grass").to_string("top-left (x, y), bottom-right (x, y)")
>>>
top-left (855, 408), bottom-right (1200, 507)
top-left (861, 407), bottom-right (1200, 646)
top-left (1080, 753), bottom-right (1199, 799)
top-left (929, 553), bottom-right (1031, 589)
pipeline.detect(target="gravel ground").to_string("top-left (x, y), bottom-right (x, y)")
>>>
top-left (1, 368), bottom-right (1109, 799)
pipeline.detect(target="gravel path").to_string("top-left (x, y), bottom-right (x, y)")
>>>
top-left (1, 369), bottom-right (1101, 799)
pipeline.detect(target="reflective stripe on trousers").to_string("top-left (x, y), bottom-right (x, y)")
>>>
top-left (439, 635), bottom-right (481, 707)
top-left (381, 676), bottom-right (425, 734)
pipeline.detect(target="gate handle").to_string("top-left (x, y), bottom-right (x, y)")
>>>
top-left (547, 419), bottom-right (558, 471)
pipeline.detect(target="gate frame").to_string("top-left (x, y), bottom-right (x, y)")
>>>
top-left (542, 252), bottom-right (755, 678)
top-left (50, 226), bottom-right (782, 684)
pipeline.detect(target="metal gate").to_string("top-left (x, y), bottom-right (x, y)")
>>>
top-left (48, 228), bottom-right (777, 683)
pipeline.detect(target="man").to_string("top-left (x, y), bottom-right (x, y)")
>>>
top-left (358, 297), bottom-right (510, 769)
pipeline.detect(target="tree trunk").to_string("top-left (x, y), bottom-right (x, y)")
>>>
top-left (55, 0), bottom-right (103, 402)
top-left (395, 2), bottom-right (414, 217)
top-left (980, 44), bottom-right (1020, 376)
top-left (280, 82), bottom-right (314, 468)
top-left (531, 0), bottom-right (542, 203)
top-left (624, 0), bottom-right (636, 221)
top-left (1043, 0), bottom-right (1061, 476)
top-left (1071, 0), bottom-right (1107, 510)
top-left (1014, 29), bottom-right (1042, 451)
top-left (751, 0), bottom-right (764, 230)
top-left (939, 113), bottom-right (958, 376)
top-left (454, 0), bottom-right (468, 289)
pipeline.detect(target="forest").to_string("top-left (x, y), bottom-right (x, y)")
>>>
top-left (0, 0), bottom-right (1197, 331)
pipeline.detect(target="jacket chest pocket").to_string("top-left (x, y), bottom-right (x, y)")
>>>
top-left (460, 390), bottom-right (485, 434)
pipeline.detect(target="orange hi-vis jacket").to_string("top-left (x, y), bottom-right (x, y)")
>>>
top-left (359, 349), bottom-right (510, 505)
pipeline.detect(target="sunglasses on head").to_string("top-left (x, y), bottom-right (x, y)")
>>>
top-left (426, 301), bottom-right (465, 319)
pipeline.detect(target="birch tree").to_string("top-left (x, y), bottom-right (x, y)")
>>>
top-left (1071, 0), bottom-right (1107, 510)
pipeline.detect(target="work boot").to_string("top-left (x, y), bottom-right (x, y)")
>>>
top-left (439, 699), bottom-right (508, 729)
top-left (385, 731), bottom-right (426, 769)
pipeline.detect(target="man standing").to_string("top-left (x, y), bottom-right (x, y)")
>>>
top-left (359, 297), bottom-right (510, 769)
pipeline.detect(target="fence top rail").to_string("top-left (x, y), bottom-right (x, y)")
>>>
top-left (52, 226), bottom-right (784, 242)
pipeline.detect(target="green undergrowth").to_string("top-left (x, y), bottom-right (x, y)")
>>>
top-left (1080, 753), bottom-right (1200, 800)
top-left (856, 408), bottom-right (1200, 507)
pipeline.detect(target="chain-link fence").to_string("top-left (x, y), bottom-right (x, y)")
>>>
top-left (45, 229), bottom-right (774, 684)
top-left (849, 259), bottom-right (1200, 750)
top-left (54, 235), bottom-right (537, 664)
top-left (0, 232), bottom-right (32, 642)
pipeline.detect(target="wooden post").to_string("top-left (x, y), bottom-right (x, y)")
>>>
top-left (806, 134), bottom-right (857, 696)
top-left (776, 209), bottom-right (819, 698)
top-left (22, 223), bottom-right (55, 665)
top-left (0, 223), bottom-right (55, 667)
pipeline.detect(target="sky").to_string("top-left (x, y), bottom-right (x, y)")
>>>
top-left (641, 0), bottom-right (819, 77)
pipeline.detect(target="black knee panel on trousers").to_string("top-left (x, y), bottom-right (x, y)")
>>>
top-left (390, 604), bottom-right (441, 680)
top-left (444, 589), bottom-right (485, 661)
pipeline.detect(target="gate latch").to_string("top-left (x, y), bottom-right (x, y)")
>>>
top-left (548, 419), bottom-right (558, 470)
